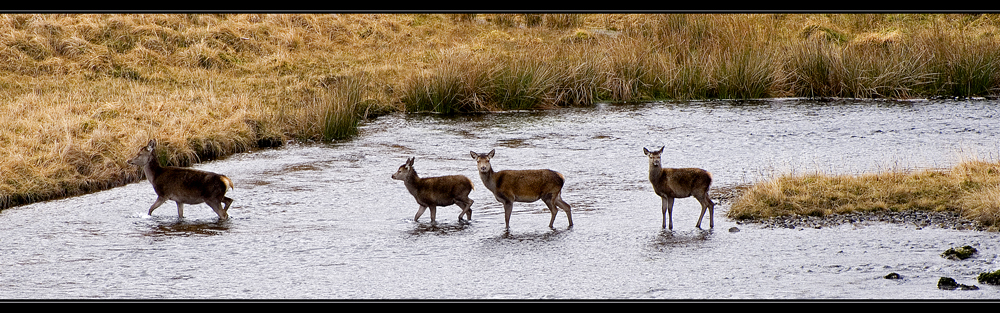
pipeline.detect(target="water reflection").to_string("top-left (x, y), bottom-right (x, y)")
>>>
top-left (496, 227), bottom-right (573, 241)
top-left (141, 218), bottom-right (231, 237)
top-left (407, 221), bottom-right (472, 236)
top-left (649, 228), bottom-right (714, 249)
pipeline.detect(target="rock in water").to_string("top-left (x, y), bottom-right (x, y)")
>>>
top-left (941, 245), bottom-right (978, 260)
top-left (938, 277), bottom-right (979, 290)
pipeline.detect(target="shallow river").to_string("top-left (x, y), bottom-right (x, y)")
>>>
top-left (3, 99), bottom-right (1000, 300)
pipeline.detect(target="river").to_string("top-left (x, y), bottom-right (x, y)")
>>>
top-left (2, 98), bottom-right (999, 299)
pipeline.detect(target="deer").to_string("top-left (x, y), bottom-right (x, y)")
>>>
top-left (470, 149), bottom-right (573, 229)
top-left (391, 157), bottom-right (475, 224)
top-left (644, 146), bottom-right (715, 230)
top-left (127, 139), bottom-right (234, 220)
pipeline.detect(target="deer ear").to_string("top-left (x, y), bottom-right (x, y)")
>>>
top-left (470, 151), bottom-right (478, 159)
top-left (657, 146), bottom-right (664, 153)
top-left (407, 157), bottom-right (414, 166)
top-left (643, 147), bottom-right (650, 155)
top-left (487, 149), bottom-right (495, 158)
top-left (146, 140), bottom-right (156, 150)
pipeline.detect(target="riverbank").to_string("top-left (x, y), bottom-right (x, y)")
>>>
top-left (719, 182), bottom-right (989, 231)
top-left (725, 159), bottom-right (1000, 231)
top-left (2, 13), bottom-right (1000, 215)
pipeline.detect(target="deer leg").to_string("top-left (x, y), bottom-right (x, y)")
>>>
top-left (457, 197), bottom-right (473, 221)
top-left (710, 201), bottom-right (715, 228)
top-left (661, 197), bottom-right (675, 230)
top-left (222, 197), bottom-right (234, 211)
top-left (695, 202), bottom-right (706, 228)
top-left (556, 197), bottom-right (573, 227)
top-left (147, 197), bottom-right (168, 216)
top-left (414, 205), bottom-right (427, 222)
top-left (544, 199), bottom-right (559, 228)
top-left (707, 197), bottom-right (716, 228)
top-left (206, 199), bottom-right (229, 220)
top-left (465, 199), bottom-right (476, 221)
top-left (503, 201), bottom-right (514, 229)
top-left (429, 206), bottom-right (437, 223)
top-left (175, 202), bottom-right (184, 218)
top-left (695, 195), bottom-right (714, 228)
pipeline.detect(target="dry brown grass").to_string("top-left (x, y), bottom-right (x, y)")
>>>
top-left (728, 157), bottom-right (1000, 230)
top-left (0, 14), bottom-right (398, 209)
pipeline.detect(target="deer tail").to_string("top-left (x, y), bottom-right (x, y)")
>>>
top-left (220, 175), bottom-right (234, 190)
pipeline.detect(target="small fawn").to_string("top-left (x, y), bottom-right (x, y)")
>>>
top-left (471, 149), bottom-right (572, 229)
top-left (392, 157), bottom-right (475, 223)
top-left (644, 146), bottom-right (714, 230)
top-left (128, 139), bottom-right (234, 220)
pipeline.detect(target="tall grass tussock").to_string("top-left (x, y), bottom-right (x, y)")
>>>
top-left (2, 13), bottom-right (1000, 222)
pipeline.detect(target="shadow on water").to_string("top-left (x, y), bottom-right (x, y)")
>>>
top-left (407, 221), bottom-right (473, 236)
top-left (141, 218), bottom-right (231, 237)
top-left (648, 228), bottom-right (714, 250)
top-left (495, 226), bottom-right (573, 241)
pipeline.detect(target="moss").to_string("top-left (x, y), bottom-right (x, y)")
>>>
top-left (941, 245), bottom-right (978, 260)
top-left (938, 276), bottom-right (979, 290)
top-left (977, 269), bottom-right (1000, 285)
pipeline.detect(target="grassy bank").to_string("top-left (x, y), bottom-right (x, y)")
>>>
top-left (2, 13), bottom-right (1000, 212)
top-left (727, 159), bottom-right (1000, 230)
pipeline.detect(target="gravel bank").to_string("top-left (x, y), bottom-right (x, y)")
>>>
top-left (735, 210), bottom-right (988, 231)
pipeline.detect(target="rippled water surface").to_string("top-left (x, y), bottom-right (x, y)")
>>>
top-left (3, 99), bottom-right (1000, 299)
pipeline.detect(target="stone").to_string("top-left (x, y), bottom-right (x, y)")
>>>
top-left (941, 245), bottom-right (978, 260)
top-left (938, 277), bottom-right (979, 290)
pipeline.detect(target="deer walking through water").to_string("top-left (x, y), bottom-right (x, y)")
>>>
top-left (391, 157), bottom-right (475, 223)
top-left (470, 149), bottom-right (572, 229)
top-left (128, 139), bottom-right (234, 220)
top-left (644, 146), bottom-right (714, 230)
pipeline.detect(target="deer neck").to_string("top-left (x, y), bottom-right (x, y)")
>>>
top-left (648, 163), bottom-right (666, 182)
top-left (478, 168), bottom-right (498, 192)
top-left (402, 171), bottom-right (422, 194)
top-left (142, 157), bottom-right (164, 183)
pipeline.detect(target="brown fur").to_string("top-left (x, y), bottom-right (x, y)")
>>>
top-left (392, 157), bottom-right (474, 223)
top-left (471, 149), bottom-right (573, 228)
top-left (128, 139), bottom-right (234, 220)
top-left (644, 146), bottom-right (714, 230)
